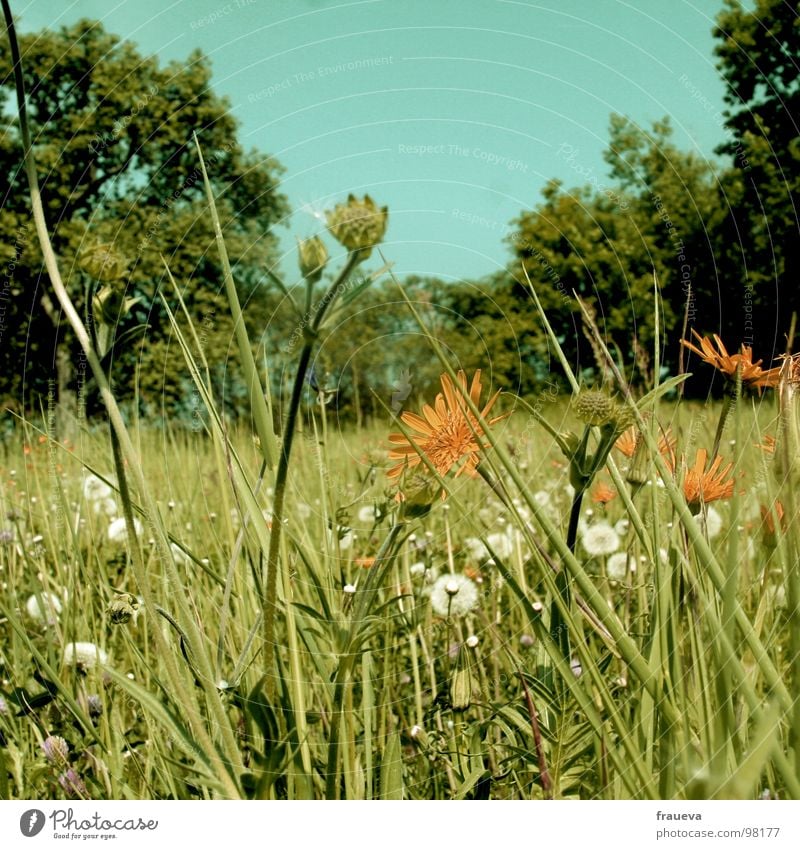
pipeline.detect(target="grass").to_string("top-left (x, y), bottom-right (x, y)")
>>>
top-left (0, 4), bottom-right (797, 797)
top-left (0, 388), bottom-right (796, 800)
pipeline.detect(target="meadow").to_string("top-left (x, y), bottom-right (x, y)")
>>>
top-left (1, 5), bottom-right (798, 801)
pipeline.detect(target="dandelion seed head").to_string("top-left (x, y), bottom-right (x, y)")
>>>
top-left (581, 522), bottom-right (620, 557)
top-left (429, 573), bottom-right (479, 617)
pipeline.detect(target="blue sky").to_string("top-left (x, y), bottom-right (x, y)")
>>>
top-left (16, 0), bottom-right (730, 282)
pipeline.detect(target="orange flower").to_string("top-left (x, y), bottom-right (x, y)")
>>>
top-left (756, 434), bottom-right (776, 454)
top-left (591, 482), bottom-right (616, 505)
top-left (760, 501), bottom-right (786, 541)
top-left (682, 449), bottom-right (735, 512)
top-left (615, 425), bottom-right (676, 470)
top-left (356, 556), bottom-right (376, 569)
top-left (681, 329), bottom-right (780, 390)
top-left (387, 369), bottom-right (505, 482)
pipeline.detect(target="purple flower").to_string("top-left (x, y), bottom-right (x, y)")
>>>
top-left (58, 769), bottom-right (87, 798)
top-left (41, 735), bottom-right (69, 765)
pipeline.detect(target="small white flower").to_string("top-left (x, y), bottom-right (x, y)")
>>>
top-left (466, 635), bottom-right (479, 649)
top-left (606, 552), bottom-right (634, 582)
top-left (409, 561), bottom-right (426, 576)
top-left (581, 522), bottom-right (620, 557)
top-left (343, 584), bottom-right (356, 595)
top-left (26, 591), bottom-right (62, 623)
top-left (429, 573), bottom-right (479, 617)
top-left (83, 474), bottom-right (113, 502)
top-left (613, 518), bottom-right (630, 536)
top-left (486, 531), bottom-right (513, 560)
top-left (357, 504), bottom-right (378, 524)
top-left (107, 517), bottom-right (143, 543)
top-left (63, 642), bottom-right (108, 669)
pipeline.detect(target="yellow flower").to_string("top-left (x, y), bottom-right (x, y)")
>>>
top-left (387, 369), bottom-right (505, 486)
top-left (681, 329), bottom-right (779, 391)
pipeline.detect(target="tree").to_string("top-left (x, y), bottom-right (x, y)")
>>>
top-left (0, 19), bottom-right (288, 423)
top-left (713, 0), bottom-right (800, 358)
top-left (506, 117), bottom-right (724, 390)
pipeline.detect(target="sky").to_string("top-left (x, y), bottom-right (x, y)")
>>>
top-left (14, 0), bottom-right (732, 283)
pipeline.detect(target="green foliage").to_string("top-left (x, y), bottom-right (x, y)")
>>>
top-left (0, 19), bottom-right (287, 418)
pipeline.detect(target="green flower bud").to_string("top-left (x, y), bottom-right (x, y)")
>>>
top-left (92, 285), bottom-right (139, 326)
top-left (80, 244), bottom-right (128, 283)
top-left (573, 389), bottom-right (617, 427)
top-left (449, 648), bottom-right (474, 712)
top-left (108, 592), bottom-right (139, 625)
top-left (297, 235), bottom-right (329, 283)
top-left (326, 194), bottom-right (388, 259)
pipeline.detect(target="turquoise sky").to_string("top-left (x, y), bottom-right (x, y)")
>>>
top-left (17, 0), bottom-right (730, 282)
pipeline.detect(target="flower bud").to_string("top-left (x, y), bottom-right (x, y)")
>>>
top-left (80, 244), bottom-right (128, 283)
top-left (92, 285), bottom-right (138, 326)
top-left (326, 194), bottom-right (388, 259)
top-left (573, 389), bottom-right (617, 427)
top-left (297, 236), bottom-right (328, 283)
top-left (449, 651), bottom-right (474, 712)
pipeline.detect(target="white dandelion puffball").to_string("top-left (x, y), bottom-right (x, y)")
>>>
top-left (703, 507), bottom-right (723, 540)
top-left (486, 531), bottom-right (513, 561)
top-left (63, 642), bottom-right (108, 669)
top-left (83, 474), bottom-right (113, 502)
top-left (91, 496), bottom-right (117, 517)
top-left (581, 522), bottom-right (621, 557)
top-left (357, 504), bottom-right (379, 524)
top-left (464, 537), bottom-right (489, 563)
top-left (606, 552), bottom-right (634, 582)
top-left (107, 516), bottom-right (143, 544)
top-left (614, 518), bottom-right (630, 537)
top-left (429, 573), bottom-right (479, 617)
top-left (26, 591), bottom-right (62, 623)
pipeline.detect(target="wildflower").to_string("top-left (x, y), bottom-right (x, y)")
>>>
top-left (355, 556), bottom-right (376, 569)
top-left (573, 389), bottom-right (618, 427)
top-left (682, 449), bottom-right (735, 513)
top-left (326, 194), bottom-right (388, 259)
top-left (107, 516), bottom-right (143, 544)
top-left (82, 474), bottom-right (113, 502)
top-left (760, 501), bottom-right (786, 544)
top-left (387, 369), bottom-right (506, 489)
top-left (614, 518), bottom-right (630, 536)
top-left (41, 735), bottom-right (69, 765)
top-left (702, 506), bottom-right (723, 539)
top-left (357, 504), bottom-right (379, 524)
top-left (79, 243), bottom-right (127, 282)
top-left (58, 768), bottom-right (87, 798)
top-left (86, 695), bottom-right (103, 718)
top-left (580, 522), bottom-right (621, 557)
top-left (606, 552), bottom-right (634, 582)
top-left (591, 481), bottom-right (616, 505)
top-left (465, 634), bottom-right (479, 649)
top-left (615, 425), bottom-right (676, 469)
top-left (107, 593), bottom-right (139, 625)
top-left (343, 584), bottom-right (356, 595)
top-left (680, 329), bottom-right (780, 391)
top-left (26, 591), bottom-right (62, 624)
top-left (429, 573), bottom-right (479, 617)
top-left (519, 634), bottom-right (534, 648)
top-left (757, 434), bottom-right (776, 454)
top-left (63, 642), bottom-right (108, 669)
top-left (486, 530), bottom-right (513, 560)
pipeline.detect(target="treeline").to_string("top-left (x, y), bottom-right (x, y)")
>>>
top-left (1, 1), bottom-right (797, 427)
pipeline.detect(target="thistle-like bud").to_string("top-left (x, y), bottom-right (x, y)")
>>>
top-left (573, 389), bottom-right (617, 427)
top-left (326, 194), bottom-right (388, 260)
top-left (80, 244), bottom-right (128, 283)
top-left (297, 236), bottom-right (329, 283)
top-left (41, 735), bottom-right (70, 765)
top-left (108, 592), bottom-right (139, 625)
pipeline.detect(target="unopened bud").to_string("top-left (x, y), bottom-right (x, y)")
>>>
top-left (326, 194), bottom-right (388, 260)
top-left (297, 235), bottom-right (328, 283)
